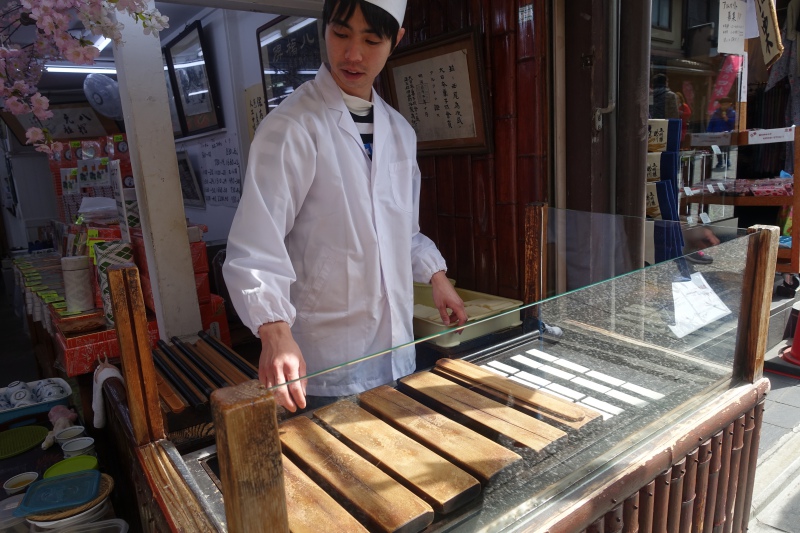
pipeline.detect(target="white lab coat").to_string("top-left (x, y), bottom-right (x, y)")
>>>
top-left (223, 65), bottom-right (447, 396)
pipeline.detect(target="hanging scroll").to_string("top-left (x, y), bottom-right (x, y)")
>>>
top-left (384, 30), bottom-right (491, 155)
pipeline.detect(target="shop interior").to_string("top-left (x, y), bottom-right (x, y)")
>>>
top-left (0, 0), bottom-right (796, 531)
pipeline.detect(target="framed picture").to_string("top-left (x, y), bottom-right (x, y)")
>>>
top-left (257, 16), bottom-right (324, 114)
top-left (165, 21), bottom-right (224, 137)
top-left (162, 50), bottom-right (183, 137)
top-left (0, 103), bottom-right (120, 145)
top-left (177, 152), bottom-right (205, 208)
top-left (384, 30), bottom-right (491, 155)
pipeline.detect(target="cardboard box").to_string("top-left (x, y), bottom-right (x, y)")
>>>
top-left (201, 294), bottom-right (230, 346)
top-left (54, 318), bottom-right (159, 377)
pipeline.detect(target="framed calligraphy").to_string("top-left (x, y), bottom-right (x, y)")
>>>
top-left (165, 21), bottom-right (225, 137)
top-left (177, 151), bottom-right (205, 208)
top-left (0, 103), bottom-right (120, 145)
top-left (257, 16), bottom-right (324, 115)
top-left (384, 30), bottom-right (491, 155)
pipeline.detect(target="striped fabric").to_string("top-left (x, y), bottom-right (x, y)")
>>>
top-left (351, 108), bottom-right (375, 159)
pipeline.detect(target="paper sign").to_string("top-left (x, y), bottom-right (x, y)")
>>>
top-left (669, 273), bottom-right (732, 338)
top-left (684, 186), bottom-right (694, 196)
top-left (719, 183), bottom-right (726, 191)
top-left (244, 83), bottom-right (267, 142)
top-left (747, 126), bottom-right (795, 144)
top-left (707, 184), bottom-right (716, 193)
top-left (691, 132), bottom-right (732, 147)
top-left (718, 0), bottom-right (746, 55)
top-left (687, 216), bottom-right (695, 225)
top-left (699, 212), bottom-right (712, 224)
top-left (754, 0), bottom-right (783, 69)
top-left (646, 152), bottom-right (662, 182)
top-left (711, 145), bottom-right (722, 155)
top-left (648, 119), bottom-right (669, 152)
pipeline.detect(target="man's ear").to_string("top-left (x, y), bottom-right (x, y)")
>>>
top-left (393, 27), bottom-right (406, 52)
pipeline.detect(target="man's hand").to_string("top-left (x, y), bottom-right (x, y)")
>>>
top-left (430, 271), bottom-right (467, 327)
top-left (257, 321), bottom-right (307, 412)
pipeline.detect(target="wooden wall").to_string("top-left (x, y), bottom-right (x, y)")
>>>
top-left (400, 0), bottom-right (550, 301)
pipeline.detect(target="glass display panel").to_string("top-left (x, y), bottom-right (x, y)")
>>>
top-left (249, 210), bottom-right (757, 532)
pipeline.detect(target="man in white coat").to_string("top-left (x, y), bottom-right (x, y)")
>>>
top-left (223, 0), bottom-right (467, 412)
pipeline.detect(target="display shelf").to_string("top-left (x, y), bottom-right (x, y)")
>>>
top-left (100, 218), bottom-right (779, 532)
top-left (685, 126), bottom-right (800, 272)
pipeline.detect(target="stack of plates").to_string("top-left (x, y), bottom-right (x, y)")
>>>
top-left (14, 472), bottom-right (114, 530)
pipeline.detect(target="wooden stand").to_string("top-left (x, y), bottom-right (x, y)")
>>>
top-left (103, 223), bottom-right (778, 531)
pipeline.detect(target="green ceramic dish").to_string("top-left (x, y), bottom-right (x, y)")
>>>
top-left (43, 456), bottom-right (99, 479)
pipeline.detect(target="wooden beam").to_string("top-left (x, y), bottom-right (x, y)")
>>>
top-left (733, 225), bottom-right (779, 383)
top-left (523, 203), bottom-right (547, 305)
top-left (210, 380), bottom-right (288, 533)
top-left (108, 265), bottom-right (165, 445)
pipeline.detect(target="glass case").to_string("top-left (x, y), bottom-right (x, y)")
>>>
top-left (181, 211), bottom-right (770, 533)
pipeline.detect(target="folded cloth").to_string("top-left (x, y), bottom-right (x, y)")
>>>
top-left (93, 362), bottom-right (124, 428)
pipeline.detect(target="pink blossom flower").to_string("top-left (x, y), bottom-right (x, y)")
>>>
top-left (26, 127), bottom-right (45, 145)
top-left (4, 96), bottom-right (30, 115)
top-left (51, 141), bottom-right (64, 153)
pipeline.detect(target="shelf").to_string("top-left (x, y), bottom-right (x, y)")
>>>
top-left (683, 194), bottom-right (792, 207)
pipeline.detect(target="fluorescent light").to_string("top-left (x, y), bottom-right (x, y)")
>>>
top-left (45, 65), bottom-right (117, 74)
top-left (297, 70), bottom-right (318, 75)
top-left (288, 18), bottom-right (316, 33)
top-left (173, 59), bottom-right (206, 70)
top-left (260, 31), bottom-right (282, 47)
top-left (94, 36), bottom-right (112, 52)
top-left (187, 89), bottom-right (208, 96)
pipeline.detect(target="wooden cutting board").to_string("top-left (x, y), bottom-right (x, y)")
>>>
top-left (279, 416), bottom-right (434, 533)
top-left (314, 400), bottom-right (480, 513)
top-left (359, 386), bottom-right (521, 484)
top-left (398, 372), bottom-right (567, 452)
top-left (282, 454), bottom-right (368, 533)
top-left (433, 363), bottom-right (601, 432)
top-left (435, 359), bottom-right (589, 423)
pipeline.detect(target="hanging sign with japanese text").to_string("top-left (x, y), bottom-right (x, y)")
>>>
top-left (197, 132), bottom-right (242, 207)
top-left (754, 0), bottom-right (783, 69)
top-left (718, 0), bottom-right (745, 55)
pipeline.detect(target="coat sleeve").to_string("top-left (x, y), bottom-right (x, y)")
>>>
top-left (223, 115), bottom-right (317, 336)
top-left (409, 159), bottom-right (448, 283)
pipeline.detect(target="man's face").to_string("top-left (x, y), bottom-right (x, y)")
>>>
top-left (325, 5), bottom-right (405, 100)
top-left (720, 101), bottom-right (732, 111)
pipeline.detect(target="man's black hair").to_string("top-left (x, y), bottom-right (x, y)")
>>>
top-left (322, 0), bottom-right (401, 50)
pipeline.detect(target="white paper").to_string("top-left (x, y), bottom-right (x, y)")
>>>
top-left (745, 0), bottom-right (759, 38)
top-left (718, 0), bottom-right (746, 55)
top-left (691, 132), bottom-right (732, 147)
top-left (646, 152), bottom-right (662, 182)
top-left (668, 273), bottom-right (732, 338)
top-left (700, 212), bottom-right (712, 224)
top-left (747, 126), bottom-right (795, 144)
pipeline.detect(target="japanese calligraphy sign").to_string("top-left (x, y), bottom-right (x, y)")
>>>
top-left (257, 16), bottom-right (322, 115)
top-left (718, 0), bottom-right (745, 55)
top-left (197, 132), bottom-right (242, 207)
top-left (0, 104), bottom-right (119, 144)
top-left (754, 0), bottom-right (783, 69)
top-left (646, 153), bottom-right (662, 182)
top-left (385, 30), bottom-right (490, 154)
top-left (244, 83), bottom-right (267, 142)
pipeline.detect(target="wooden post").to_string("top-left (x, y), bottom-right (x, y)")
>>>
top-left (523, 203), bottom-right (548, 305)
top-left (211, 381), bottom-right (289, 533)
top-left (733, 225), bottom-right (779, 383)
top-left (108, 264), bottom-right (165, 445)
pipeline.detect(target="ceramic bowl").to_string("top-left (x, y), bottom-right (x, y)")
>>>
top-left (3, 472), bottom-right (38, 495)
top-left (55, 426), bottom-right (85, 446)
top-left (61, 437), bottom-right (95, 458)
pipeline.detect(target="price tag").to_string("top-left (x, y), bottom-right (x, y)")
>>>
top-left (686, 216), bottom-right (695, 225)
top-left (718, 183), bottom-right (726, 192)
top-left (699, 213), bottom-right (712, 224)
top-left (711, 145), bottom-right (722, 155)
top-left (707, 184), bottom-right (716, 193)
top-left (684, 187), bottom-right (694, 196)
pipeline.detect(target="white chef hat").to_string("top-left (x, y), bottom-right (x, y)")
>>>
top-left (363, 0), bottom-right (406, 26)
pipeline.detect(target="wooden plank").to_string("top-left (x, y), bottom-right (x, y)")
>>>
top-left (433, 366), bottom-right (599, 432)
top-left (108, 265), bottom-right (164, 445)
top-left (359, 386), bottom-right (520, 484)
top-left (397, 371), bottom-right (567, 451)
top-left (279, 416), bottom-right (434, 533)
top-left (154, 369), bottom-right (187, 414)
top-left (435, 358), bottom-right (587, 422)
top-left (283, 454), bottom-right (368, 533)
top-left (210, 380), bottom-right (288, 533)
top-left (734, 225), bottom-right (779, 382)
top-left (314, 400), bottom-right (480, 513)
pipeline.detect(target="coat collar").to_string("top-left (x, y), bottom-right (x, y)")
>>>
top-left (316, 64), bottom-right (390, 170)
